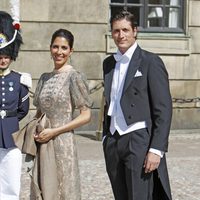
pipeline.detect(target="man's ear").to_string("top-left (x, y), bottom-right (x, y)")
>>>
top-left (133, 27), bottom-right (137, 37)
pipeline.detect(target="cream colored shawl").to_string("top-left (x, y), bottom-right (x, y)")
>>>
top-left (12, 114), bottom-right (59, 200)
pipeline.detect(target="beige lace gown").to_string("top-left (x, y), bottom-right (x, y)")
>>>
top-left (33, 66), bottom-right (92, 200)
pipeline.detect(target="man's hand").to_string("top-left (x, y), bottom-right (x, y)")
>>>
top-left (143, 152), bottom-right (161, 173)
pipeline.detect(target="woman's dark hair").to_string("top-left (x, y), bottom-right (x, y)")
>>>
top-left (110, 10), bottom-right (137, 30)
top-left (50, 29), bottom-right (74, 49)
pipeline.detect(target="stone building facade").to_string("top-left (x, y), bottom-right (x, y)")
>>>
top-left (1, 0), bottom-right (200, 132)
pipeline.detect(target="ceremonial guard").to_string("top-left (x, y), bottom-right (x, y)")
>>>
top-left (0, 10), bottom-right (32, 199)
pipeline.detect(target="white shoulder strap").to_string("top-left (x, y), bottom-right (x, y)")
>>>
top-left (20, 72), bottom-right (32, 88)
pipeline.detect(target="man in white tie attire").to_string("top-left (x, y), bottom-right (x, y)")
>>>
top-left (102, 10), bottom-right (172, 200)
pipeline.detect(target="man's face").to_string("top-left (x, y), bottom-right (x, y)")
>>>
top-left (0, 55), bottom-right (12, 70)
top-left (111, 19), bottom-right (137, 54)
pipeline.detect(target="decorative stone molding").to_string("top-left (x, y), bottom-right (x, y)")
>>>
top-left (106, 33), bottom-right (191, 55)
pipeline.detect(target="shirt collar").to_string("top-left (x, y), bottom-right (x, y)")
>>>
top-left (0, 68), bottom-right (11, 76)
top-left (114, 42), bottom-right (138, 62)
top-left (125, 42), bottom-right (138, 60)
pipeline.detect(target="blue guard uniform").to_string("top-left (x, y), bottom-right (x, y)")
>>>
top-left (0, 69), bottom-right (30, 148)
top-left (0, 10), bottom-right (31, 200)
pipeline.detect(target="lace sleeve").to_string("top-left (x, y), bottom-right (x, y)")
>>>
top-left (70, 71), bottom-right (93, 109)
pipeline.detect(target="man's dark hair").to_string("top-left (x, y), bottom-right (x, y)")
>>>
top-left (110, 10), bottom-right (137, 30)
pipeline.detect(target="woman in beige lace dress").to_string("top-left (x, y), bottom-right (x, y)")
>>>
top-left (33, 29), bottom-right (93, 200)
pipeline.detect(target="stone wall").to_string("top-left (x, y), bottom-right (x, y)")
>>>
top-left (1, 0), bottom-right (200, 131)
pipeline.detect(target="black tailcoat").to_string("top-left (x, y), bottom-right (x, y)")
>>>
top-left (103, 45), bottom-right (172, 200)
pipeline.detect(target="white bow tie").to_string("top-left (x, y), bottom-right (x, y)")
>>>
top-left (114, 53), bottom-right (123, 62)
top-left (114, 53), bottom-right (129, 63)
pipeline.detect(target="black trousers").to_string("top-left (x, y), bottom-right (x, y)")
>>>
top-left (103, 129), bottom-right (153, 200)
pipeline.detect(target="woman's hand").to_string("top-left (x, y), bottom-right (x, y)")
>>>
top-left (34, 128), bottom-right (55, 143)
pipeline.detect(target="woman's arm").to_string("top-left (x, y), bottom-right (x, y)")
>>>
top-left (53, 106), bottom-right (91, 136)
top-left (34, 106), bottom-right (91, 143)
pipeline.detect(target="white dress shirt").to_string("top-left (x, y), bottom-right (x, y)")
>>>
top-left (107, 42), bottom-right (164, 157)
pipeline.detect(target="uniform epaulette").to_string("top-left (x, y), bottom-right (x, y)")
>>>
top-left (20, 72), bottom-right (32, 88)
top-left (12, 70), bottom-right (32, 88)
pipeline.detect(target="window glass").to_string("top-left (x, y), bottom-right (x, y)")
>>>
top-left (127, 0), bottom-right (140, 3)
top-left (166, 7), bottom-right (180, 28)
top-left (165, 0), bottom-right (181, 6)
top-left (147, 7), bottom-right (163, 27)
top-left (110, 0), bottom-right (185, 32)
top-left (111, 6), bottom-right (125, 18)
top-left (111, 0), bottom-right (124, 3)
top-left (149, 0), bottom-right (162, 4)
